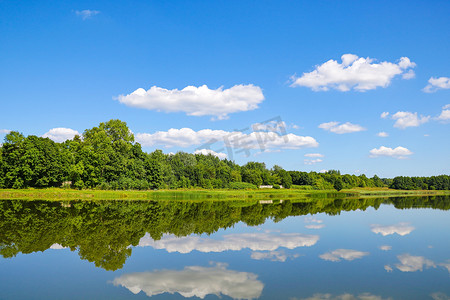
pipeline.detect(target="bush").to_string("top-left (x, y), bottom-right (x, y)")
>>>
top-left (273, 184), bottom-right (280, 189)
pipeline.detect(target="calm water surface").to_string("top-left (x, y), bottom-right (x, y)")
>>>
top-left (0, 196), bottom-right (449, 299)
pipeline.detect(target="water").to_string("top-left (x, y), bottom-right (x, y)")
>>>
top-left (0, 196), bottom-right (449, 299)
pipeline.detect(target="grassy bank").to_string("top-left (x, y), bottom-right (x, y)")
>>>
top-left (0, 187), bottom-right (448, 201)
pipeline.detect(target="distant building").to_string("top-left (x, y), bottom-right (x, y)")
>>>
top-left (259, 185), bottom-right (273, 188)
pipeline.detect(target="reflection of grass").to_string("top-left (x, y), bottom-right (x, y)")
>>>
top-left (0, 187), bottom-right (447, 201)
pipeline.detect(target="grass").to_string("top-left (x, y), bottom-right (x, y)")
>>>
top-left (0, 187), bottom-right (448, 201)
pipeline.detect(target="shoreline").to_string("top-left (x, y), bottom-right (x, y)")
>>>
top-left (0, 187), bottom-right (448, 201)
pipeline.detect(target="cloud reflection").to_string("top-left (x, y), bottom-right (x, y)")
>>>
top-left (371, 223), bottom-right (414, 236)
top-left (112, 263), bottom-right (263, 299)
top-left (395, 254), bottom-right (435, 272)
top-left (319, 249), bottom-right (369, 262)
top-left (291, 292), bottom-right (392, 300)
top-left (251, 250), bottom-right (300, 262)
top-left (138, 232), bottom-right (319, 253)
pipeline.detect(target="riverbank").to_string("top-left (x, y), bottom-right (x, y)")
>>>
top-left (0, 187), bottom-right (448, 201)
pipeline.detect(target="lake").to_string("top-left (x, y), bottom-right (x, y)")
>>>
top-left (0, 196), bottom-right (449, 299)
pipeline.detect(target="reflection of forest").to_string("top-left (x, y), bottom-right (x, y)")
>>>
top-left (0, 196), bottom-right (448, 271)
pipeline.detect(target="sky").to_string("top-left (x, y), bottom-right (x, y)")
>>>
top-left (0, 0), bottom-right (449, 177)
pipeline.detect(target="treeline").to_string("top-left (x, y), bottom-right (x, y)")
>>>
top-left (0, 119), bottom-right (448, 191)
top-left (1, 196), bottom-right (448, 270)
top-left (390, 175), bottom-right (450, 190)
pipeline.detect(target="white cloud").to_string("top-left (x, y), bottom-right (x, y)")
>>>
top-left (381, 112), bottom-right (390, 119)
top-left (436, 104), bottom-right (450, 122)
top-left (384, 265), bottom-right (393, 272)
top-left (305, 153), bottom-right (324, 158)
top-left (391, 111), bottom-right (430, 129)
top-left (371, 223), bottom-right (414, 236)
top-left (0, 129), bottom-right (11, 134)
top-left (377, 132), bottom-right (389, 137)
top-left (304, 159), bottom-right (323, 165)
top-left (369, 146), bottom-right (413, 159)
top-left (379, 245), bottom-right (392, 251)
top-left (319, 169), bottom-right (328, 173)
top-left (112, 263), bottom-right (264, 299)
top-left (395, 254), bottom-right (435, 272)
top-left (318, 122), bottom-right (366, 134)
top-left (290, 54), bottom-right (416, 92)
top-left (42, 128), bottom-right (80, 143)
top-left (423, 77), bottom-right (450, 93)
top-left (292, 292), bottom-right (391, 300)
top-left (319, 249), bottom-right (369, 262)
top-left (137, 232), bottom-right (319, 253)
top-left (402, 69), bottom-right (416, 80)
top-left (194, 149), bottom-right (227, 159)
top-left (135, 128), bottom-right (318, 150)
top-left (75, 9), bottom-right (100, 20)
top-left (116, 84), bottom-right (264, 120)
top-left (250, 250), bottom-right (300, 262)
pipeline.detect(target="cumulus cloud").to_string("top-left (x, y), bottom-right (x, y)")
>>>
top-left (250, 250), bottom-right (300, 262)
top-left (371, 223), bottom-right (415, 236)
top-left (377, 132), bottom-right (389, 137)
top-left (112, 263), bottom-right (264, 299)
top-left (116, 84), bottom-right (264, 120)
top-left (384, 265), bottom-right (393, 272)
top-left (305, 153), bottom-right (324, 158)
top-left (391, 111), bottom-right (430, 129)
top-left (436, 104), bottom-right (450, 122)
top-left (42, 128), bottom-right (80, 142)
top-left (75, 9), bottom-right (100, 20)
top-left (292, 292), bottom-right (391, 300)
top-left (0, 129), bottom-right (11, 134)
top-left (423, 77), bottom-right (450, 93)
top-left (395, 254), bottom-right (435, 272)
top-left (318, 122), bottom-right (366, 134)
top-left (290, 54), bottom-right (416, 92)
top-left (304, 159), bottom-right (323, 165)
top-left (194, 149), bottom-right (227, 159)
top-left (135, 128), bottom-right (318, 150)
top-left (137, 232), bottom-right (319, 253)
top-left (319, 249), bottom-right (369, 262)
top-left (381, 112), bottom-right (390, 119)
top-left (369, 146), bottom-right (413, 159)
top-left (379, 245), bottom-right (392, 251)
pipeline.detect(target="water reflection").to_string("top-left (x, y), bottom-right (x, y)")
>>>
top-left (319, 249), bottom-right (370, 262)
top-left (137, 232), bottom-right (319, 253)
top-left (291, 293), bottom-right (391, 300)
top-left (250, 250), bottom-right (300, 262)
top-left (395, 254), bottom-right (436, 272)
top-left (112, 263), bottom-right (264, 299)
top-left (370, 223), bottom-right (415, 236)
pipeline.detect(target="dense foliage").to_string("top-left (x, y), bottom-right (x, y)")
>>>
top-left (1, 196), bottom-right (448, 270)
top-left (0, 119), bottom-right (448, 190)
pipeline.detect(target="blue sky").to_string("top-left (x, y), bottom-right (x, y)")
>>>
top-left (0, 0), bottom-right (449, 177)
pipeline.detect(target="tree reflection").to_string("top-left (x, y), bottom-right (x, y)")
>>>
top-left (0, 195), bottom-right (448, 271)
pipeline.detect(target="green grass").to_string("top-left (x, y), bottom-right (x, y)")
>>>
top-left (0, 186), bottom-right (448, 201)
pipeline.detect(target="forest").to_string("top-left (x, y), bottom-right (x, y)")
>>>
top-left (0, 119), bottom-right (449, 191)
